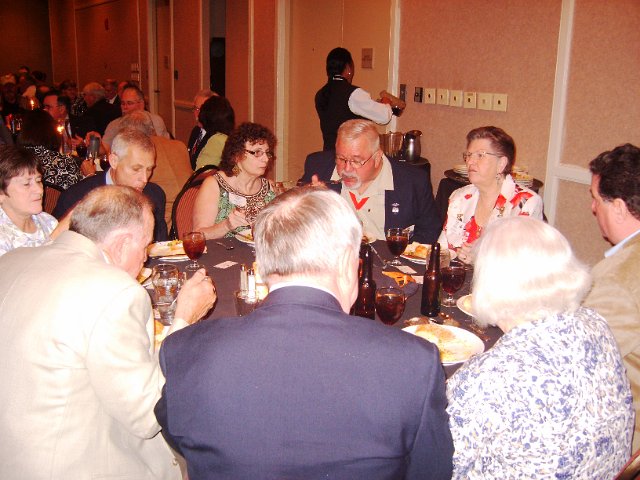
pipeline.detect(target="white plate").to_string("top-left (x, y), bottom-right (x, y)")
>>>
top-left (234, 231), bottom-right (254, 245)
top-left (456, 294), bottom-right (473, 316)
top-left (148, 240), bottom-right (185, 257)
top-left (403, 323), bottom-right (484, 365)
top-left (400, 243), bottom-right (457, 265)
top-left (158, 255), bottom-right (190, 262)
top-left (137, 267), bottom-right (152, 285)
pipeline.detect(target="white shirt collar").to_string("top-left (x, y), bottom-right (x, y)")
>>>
top-left (605, 228), bottom-right (640, 258)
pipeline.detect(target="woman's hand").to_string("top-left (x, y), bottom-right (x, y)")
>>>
top-left (457, 242), bottom-right (474, 264)
top-left (225, 207), bottom-right (248, 231)
top-left (80, 158), bottom-right (96, 177)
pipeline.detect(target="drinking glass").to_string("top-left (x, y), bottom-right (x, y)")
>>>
top-left (183, 231), bottom-right (206, 268)
top-left (152, 264), bottom-right (181, 325)
top-left (375, 287), bottom-right (406, 325)
top-left (75, 142), bottom-right (88, 159)
top-left (234, 290), bottom-right (261, 316)
top-left (385, 227), bottom-right (409, 267)
top-left (441, 260), bottom-right (466, 306)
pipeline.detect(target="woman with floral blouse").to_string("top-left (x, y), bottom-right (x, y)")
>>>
top-left (447, 217), bottom-right (633, 479)
top-left (438, 126), bottom-right (543, 263)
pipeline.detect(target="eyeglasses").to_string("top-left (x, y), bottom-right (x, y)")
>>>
top-left (335, 151), bottom-right (377, 169)
top-left (121, 100), bottom-right (142, 107)
top-left (245, 148), bottom-right (274, 160)
top-left (462, 150), bottom-right (502, 162)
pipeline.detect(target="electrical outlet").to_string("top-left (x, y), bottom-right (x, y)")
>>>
top-left (424, 88), bottom-right (436, 104)
top-left (399, 84), bottom-right (407, 102)
top-left (436, 88), bottom-right (450, 106)
top-left (450, 90), bottom-right (463, 107)
top-left (493, 93), bottom-right (508, 112)
top-left (414, 87), bottom-right (424, 103)
top-left (477, 93), bottom-right (493, 111)
top-left (464, 92), bottom-right (477, 109)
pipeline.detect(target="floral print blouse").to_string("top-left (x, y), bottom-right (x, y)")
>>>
top-left (25, 145), bottom-right (84, 190)
top-left (446, 307), bottom-right (634, 479)
top-left (0, 206), bottom-right (58, 257)
top-left (438, 174), bottom-right (543, 250)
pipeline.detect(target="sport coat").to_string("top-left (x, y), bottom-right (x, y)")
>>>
top-left (187, 126), bottom-right (213, 170)
top-left (53, 171), bottom-right (168, 241)
top-left (156, 286), bottom-right (453, 479)
top-left (300, 150), bottom-right (442, 244)
top-left (0, 231), bottom-right (180, 479)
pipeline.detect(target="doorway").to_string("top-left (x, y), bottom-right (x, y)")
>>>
top-left (153, 0), bottom-right (174, 135)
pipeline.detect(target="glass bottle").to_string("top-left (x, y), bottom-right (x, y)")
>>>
top-left (351, 242), bottom-right (376, 319)
top-left (421, 243), bottom-right (441, 317)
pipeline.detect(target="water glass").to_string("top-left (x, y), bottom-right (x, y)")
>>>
top-left (152, 264), bottom-right (181, 325)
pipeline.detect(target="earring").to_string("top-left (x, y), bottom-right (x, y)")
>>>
top-left (232, 164), bottom-right (240, 176)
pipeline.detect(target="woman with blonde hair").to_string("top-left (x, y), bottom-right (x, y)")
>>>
top-left (447, 216), bottom-right (633, 478)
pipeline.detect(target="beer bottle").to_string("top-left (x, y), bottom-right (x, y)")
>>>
top-left (351, 242), bottom-right (376, 319)
top-left (421, 243), bottom-right (441, 317)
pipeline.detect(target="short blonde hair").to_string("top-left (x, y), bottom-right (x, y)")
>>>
top-left (472, 217), bottom-right (591, 327)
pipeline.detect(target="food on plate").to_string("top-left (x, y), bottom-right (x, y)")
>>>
top-left (382, 271), bottom-right (416, 287)
top-left (238, 230), bottom-right (253, 241)
top-left (413, 323), bottom-right (476, 363)
top-left (148, 240), bottom-right (185, 257)
top-left (461, 295), bottom-right (472, 314)
top-left (403, 242), bottom-right (431, 259)
top-left (137, 267), bottom-right (152, 284)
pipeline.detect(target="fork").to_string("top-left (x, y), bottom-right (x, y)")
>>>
top-left (215, 241), bottom-right (234, 250)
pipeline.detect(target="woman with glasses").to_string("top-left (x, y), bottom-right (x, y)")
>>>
top-left (438, 126), bottom-right (543, 263)
top-left (194, 95), bottom-right (235, 170)
top-left (193, 122), bottom-right (276, 239)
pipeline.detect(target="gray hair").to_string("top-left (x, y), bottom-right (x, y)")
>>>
top-left (118, 110), bottom-right (157, 136)
top-left (69, 185), bottom-right (153, 242)
top-left (472, 217), bottom-right (591, 328)
top-left (337, 119), bottom-right (380, 152)
top-left (82, 82), bottom-right (105, 100)
top-left (253, 187), bottom-right (362, 280)
top-left (111, 128), bottom-right (155, 159)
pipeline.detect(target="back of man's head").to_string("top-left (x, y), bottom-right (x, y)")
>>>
top-left (118, 110), bottom-right (157, 136)
top-left (253, 187), bottom-right (361, 281)
top-left (590, 143), bottom-right (640, 221)
top-left (69, 185), bottom-right (152, 243)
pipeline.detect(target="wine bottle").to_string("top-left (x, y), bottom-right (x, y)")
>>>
top-left (421, 243), bottom-right (441, 317)
top-left (351, 242), bottom-right (376, 319)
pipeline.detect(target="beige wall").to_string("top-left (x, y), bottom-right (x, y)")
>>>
top-left (397, 0), bottom-right (640, 265)
top-left (286, 0), bottom-right (392, 181)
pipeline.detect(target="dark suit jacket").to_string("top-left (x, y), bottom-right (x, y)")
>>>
top-left (300, 150), bottom-right (442, 244)
top-left (69, 114), bottom-right (96, 139)
top-left (84, 99), bottom-right (121, 136)
top-left (187, 126), bottom-right (213, 170)
top-left (52, 172), bottom-right (168, 241)
top-left (155, 286), bottom-right (453, 479)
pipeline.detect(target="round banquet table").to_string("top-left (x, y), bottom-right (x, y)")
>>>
top-left (146, 238), bottom-right (502, 377)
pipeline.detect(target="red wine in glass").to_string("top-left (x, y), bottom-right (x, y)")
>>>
top-left (76, 143), bottom-right (88, 159)
top-left (375, 287), bottom-right (406, 325)
top-left (183, 231), bottom-right (206, 268)
top-left (385, 228), bottom-right (409, 266)
top-left (441, 263), bottom-right (466, 306)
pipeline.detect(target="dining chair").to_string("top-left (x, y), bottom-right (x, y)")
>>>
top-left (615, 448), bottom-right (640, 480)
top-left (169, 165), bottom-right (218, 240)
top-left (42, 182), bottom-right (64, 215)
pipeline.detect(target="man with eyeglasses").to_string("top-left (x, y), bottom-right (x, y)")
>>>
top-left (301, 119), bottom-right (441, 244)
top-left (102, 84), bottom-right (170, 148)
top-left (187, 89), bottom-right (217, 170)
top-left (42, 90), bottom-right (96, 144)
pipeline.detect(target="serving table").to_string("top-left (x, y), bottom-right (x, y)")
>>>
top-left (147, 238), bottom-right (502, 377)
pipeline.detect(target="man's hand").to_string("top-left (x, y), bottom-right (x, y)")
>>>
top-left (174, 269), bottom-right (216, 324)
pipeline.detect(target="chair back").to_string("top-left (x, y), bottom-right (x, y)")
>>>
top-left (42, 182), bottom-right (63, 215)
top-left (615, 448), bottom-right (640, 480)
top-left (169, 165), bottom-right (217, 240)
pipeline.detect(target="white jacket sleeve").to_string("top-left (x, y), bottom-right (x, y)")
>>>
top-left (348, 88), bottom-right (393, 125)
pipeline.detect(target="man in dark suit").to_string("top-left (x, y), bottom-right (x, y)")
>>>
top-left (81, 82), bottom-right (121, 135)
top-left (42, 91), bottom-right (96, 141)
top-left (187, 89), bottom-right (216, 170)
top-left (155, 187), bottom-right (454, 479)
top-left (300, 119), bottom-right (441, 244)
top-left (54, 128), bottom-right (168, 241)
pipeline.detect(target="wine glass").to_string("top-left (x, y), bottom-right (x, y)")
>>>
top-left (441, 260), bottom-right (466, 306)
top-left (152, 264), bottom-right (181, 325)
top-left (183, 231), bottom-right (206, 269)
top-left (375, 287), bottom-right (406, 325)
top-left (385, 227), bottom-right (409, 267)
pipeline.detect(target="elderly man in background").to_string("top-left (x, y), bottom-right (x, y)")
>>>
top-left (102, 84), bottom-right (170, 147)
top-left (0, 185), bottom-right (216, 479)
top-left (187, 89), bottom-right (216, 169)
top-left (155, 187), bottom-right (453, 479)
top-left (584, 143), bottom-right (640, 450)
top-left (103, 78), bottom-right (120, 107)
top-left (81, 81), bottom-right (121, 135)
top-left (302, 119), bottom-right (441, 244)
top-left (54, 128), bottom-right (168, 241)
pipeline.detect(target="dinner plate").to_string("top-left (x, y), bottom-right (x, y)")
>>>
top-left (137, 267), bottom-right (152, 286)
top-left (400, 243), bottom-right (457, 265)
top-left (456, 294), bottom-right (473, 316)
top-left (148, 240), bottom-right (185, 257)
top-left (158, 255), bottom-right (190, 262)
top-left (234, 231), bottom-right (254, 245)
top-left (403, 323), bottom-right (484, 365)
